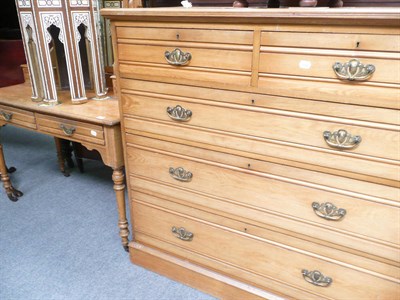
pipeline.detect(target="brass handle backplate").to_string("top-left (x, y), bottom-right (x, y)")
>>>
top-left (169, 167), bottom-right (193, 182)
top-left (0, 111), bottom-right (13, 121)
top-left (332, 59), bottom-right (375, 81)
top-left (167, 105), bottom-right (192, 121)
top-left (60, 124), bottom-right (76, 136)
top-left (302, 269), bottom-right (332, 287)
top-left (165, 48), bottom-right (192, 66)
top-left (312, 202), bottom-right (346, 221)
top-left (172, 226), bottom-right (193, 241)
top-left (323, 129), bottom-right (361, 150)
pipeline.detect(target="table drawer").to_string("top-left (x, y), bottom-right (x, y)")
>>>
top-left (126, 143), bottom-right (400, 255)
top-left (261, 31), bottom-right (399, 52)
top-left (121, 93), bottom-right (400, 162)
top-left (0, 104), bottom-right (36, 129)
top-left (132, 199), bottom-right (400, 300)
top-left (259, 52), bottom-right (400, 85)
top-left (36, 114), bottom-right (104, 145)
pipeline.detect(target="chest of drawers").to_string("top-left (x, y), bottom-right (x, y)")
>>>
top-left (103, 7), bottom-right (400, 299)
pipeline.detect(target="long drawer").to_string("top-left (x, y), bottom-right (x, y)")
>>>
top-left (132, 198), bottom-right (400, 300)
top-left (120, 79), bottom-right (400, 126)
top-left (36, 114), bottom-right (105, 145)
top-left (122, 97), bottom-right (399, 185)
top-left (121, 93), bottom-right (400, 162)
top-left (125, 140), bottom-right (399, 261)
top-left (0, 104), bottom-right (36, 129)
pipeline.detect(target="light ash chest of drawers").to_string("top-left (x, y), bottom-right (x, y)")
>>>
top-left (103, 7), bottom-right (400, 300)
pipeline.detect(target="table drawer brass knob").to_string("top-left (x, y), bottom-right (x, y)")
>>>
top-left (167, 105), bottom-right (192, 121)
top-left (0, 111), bottom-right (13, 121)
top-left (172, 226), bottom-right (194, 241)
top-left (332, 59), bottom-right (375, 81)
top-left (165, 48), bottom-right (192, 66)
top-left (302, 269), bottom-right (332, 287)
top-left (60, 124), bottom-right (76, 136)
top-left (323, 129), bottom-right (361, 150)
top-left (169, 167), bottom-right (193, 182)
top-left (312, 202), bottom-right (346, 221)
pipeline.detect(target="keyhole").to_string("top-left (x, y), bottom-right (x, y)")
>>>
top-left (251, 99), bottom-right (255, 104)
top-left (176, 33), bottom-right (180, 40)
top-left (356, 41), bottom-right (360, 48)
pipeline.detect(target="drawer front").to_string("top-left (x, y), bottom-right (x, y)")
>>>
top-left (0, 104), bottom-right (36, 129)
top-left (122, 93), bottom-right (400, 162)
top-left (132, 199), bottom-right (400, 300)
top-left (259, 52), bottom-right (400, 85)
top-left (124, 117), bottom-right (399, 184)
top-left (261, 32), bottom-right (400, 52)
top-left (126, 144), bottom-right (400, 250)
top-left (36, 114), bottom-right (104, 145)
top-left (119, 44), bottom-right (252, 72)
top-left (116, 27), bottom-right (254, 45)
top-left (257, 75), bottom-right (400, 110)
top-left (116, 26), bottom-right (253, 88)
top-left (121, 79), bottom-right (400, 126)
top-left (118, 43), bottom-right (252, 88)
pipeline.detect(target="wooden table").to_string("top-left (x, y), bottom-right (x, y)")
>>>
top-left (0, 83), bottom-right (129, 251)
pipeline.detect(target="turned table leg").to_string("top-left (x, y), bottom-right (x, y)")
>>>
top-left (112, 167), bottom-right (130, 251)
top-left (54, 137), bottom-right (70, 177)
top-left (0, 144), bottom-right (23, 201)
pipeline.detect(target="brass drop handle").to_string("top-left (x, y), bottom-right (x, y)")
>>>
top-left (0, 111), bottom-right (13, 121)
top-left (169, 167), bottom-right (193, 182)
top-left (165, 48), bottom-right (192, 66)
top-left (172, 226), bottom-right (194, 241)
top-left (302, 269), bottom-right (332, 287)
top-left (166, 105), bottom-right (192, 122)
top-left (332, 59), bottom-right (375, 81)
top-left (312, 202), bottom-right (346, 221)
top-left (323, 129), bottom-right (361, 150)
top-left (60, 124), bottom-right (76, 136)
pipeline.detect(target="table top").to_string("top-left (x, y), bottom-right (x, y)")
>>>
top-left (0, 83), bottom-right (121, 126)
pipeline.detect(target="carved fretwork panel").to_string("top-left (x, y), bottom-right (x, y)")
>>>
top-left (15, 0), bottom-right (108, 105)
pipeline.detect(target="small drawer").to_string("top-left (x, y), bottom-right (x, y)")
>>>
top-left (126, 144), bottom-right (400, 256)
top-left (132, 199), bottom-right (400, 300)
top-left (257, 75), bottom-right (400, 110)
top-left (121, 93), bottom-right (400, 162)
top-left (119, 44), bottom-right (252, 72)
top-left (259, 52), bottom-right (400, 85)
top-left (261, 31), bottom-right (399, 52)
top-left (117, 37), bottom-right (252, 88)
top-left (0, 104), bottom-right (36, 129)
top-left (117, 27), bottom-right (254, 45)
top-left (36, 114), bottom-right (104, 145)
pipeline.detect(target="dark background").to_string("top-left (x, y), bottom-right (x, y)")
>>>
top-left (0, 1), bottom-right (21, 39)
